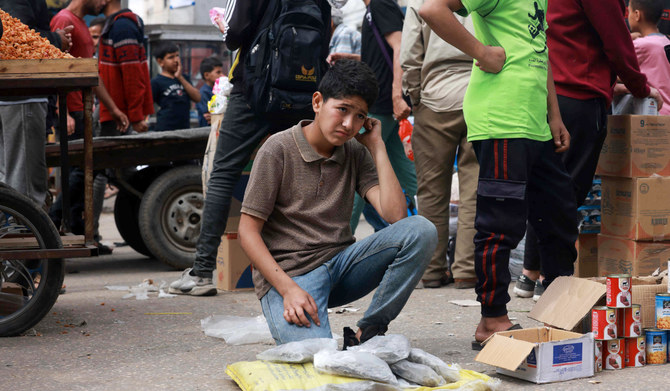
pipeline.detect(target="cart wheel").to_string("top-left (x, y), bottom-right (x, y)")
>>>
top-left (113, 190), bottom-right (152, 257)
top-left (0, 185), bottom-right (64, 337)
top-left (138, 165), bottom-right (203, 270)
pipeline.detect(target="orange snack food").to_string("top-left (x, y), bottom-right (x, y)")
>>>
top-left (0, 8), bottom-right (71, 59)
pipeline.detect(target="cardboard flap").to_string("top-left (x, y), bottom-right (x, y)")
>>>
top-left (529, 277), bottom-right (605, 330)
top-left (475, 334), bottom-right (536, 371)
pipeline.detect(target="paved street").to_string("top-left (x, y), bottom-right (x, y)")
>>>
top-left (1, 206), bottom-right (668, 390)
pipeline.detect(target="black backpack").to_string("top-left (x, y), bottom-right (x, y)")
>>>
top-left (244, 0), bottom-right (327, 118)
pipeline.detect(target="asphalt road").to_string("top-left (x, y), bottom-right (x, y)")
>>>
top-left (1, 208), bottom-right (668, 390)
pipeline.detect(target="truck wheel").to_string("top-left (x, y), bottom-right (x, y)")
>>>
top-left (138, 165), bottom-right (203, 269)
top-left (0, 185), bottom-right (64, 337)
top-left (113, 190), bottom-right (152, 257)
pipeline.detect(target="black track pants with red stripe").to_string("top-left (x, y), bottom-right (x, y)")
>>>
top-left (472, 138), bottom-right (578, 317)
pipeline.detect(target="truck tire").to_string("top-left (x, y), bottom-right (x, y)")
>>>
top-left (0, 185), bottom-right (64, 337)
top-left (138, 165), bottom-right (203, 269)
top-left (113, 189), bottom-right (152, 257)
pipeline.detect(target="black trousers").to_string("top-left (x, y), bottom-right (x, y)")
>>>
top-left (523, 95), bottom-right (608, 273)
top-left (473, 138), bottom-right (578, 317)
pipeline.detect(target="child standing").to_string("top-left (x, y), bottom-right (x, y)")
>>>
top-left (196, 56), bottom-right (224, 127)
top-left (629, 0), bottom-right (670, 114)
top-left (151, 43), bottom-right (201, 131)
top-left (420, 0), bottom-right (578, 348)
top-left (238, 60), bottom-right (437, 345)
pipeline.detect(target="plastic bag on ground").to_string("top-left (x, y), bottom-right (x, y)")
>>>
top-left (257, 338), bottom-right (338, 363)
top-left (389, 359), bottom-right (445, 387)
top-left (313, 349), bottom-right (397, 385)
top-left (407, 348), bottom-right (461, 383)
top-left (349, 334), bottom-right (411, 364)
top-left (200, 315), bottom-right (273, 345)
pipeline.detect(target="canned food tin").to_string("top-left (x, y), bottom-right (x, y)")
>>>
top-left (616, 308), bottom-right (624, 338)
top-left (603, 338), bottom-right (624, 370)
top-left (595, 340), bottom-right (603, 373)
top-left (607, 274), bottom-right (632, 308)
top-left (624, 336), bottom-right (645, 367)
top-left (656, 293), bottom-right (670, 329)
top-left (592, 306), bottom-right (618, 340)
top-left (623, 305), bottom-right (642, 337)
top-left (645, 328), bottom-right (667, 365)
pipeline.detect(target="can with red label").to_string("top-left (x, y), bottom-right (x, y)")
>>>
top-left (603, 338), bottom-right (624, 370)
top-left (616, 308), bottom-right (624, 338)
top-left (624, 336), bottom-right (646, 367)
top-left (607, 274), bottom-right (632, 308)
top-left (594, 340), bottom-right (603, 372)
top-left (592, 306), bottom-right (618, 340)
top-left (623, 304), bottom-right (642, 337)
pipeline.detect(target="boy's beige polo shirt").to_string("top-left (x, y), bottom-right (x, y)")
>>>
top-left (241, 121), bottom-right (379, 299)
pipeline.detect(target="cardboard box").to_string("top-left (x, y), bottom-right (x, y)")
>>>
top-left (601, 176), bottom-right (670, 241)
top-left (632, 283), bottom-right (668, 328)
top-left (215, 233), bottom-right (254, 291)
top-left (476, 277), bottom-right (604, 383)
top-left (596, 115), bottom-right (670, 178)
top-left (597, 234), bottom-right (670, 276)
top-left (574, 234), bottom-right (598, 278)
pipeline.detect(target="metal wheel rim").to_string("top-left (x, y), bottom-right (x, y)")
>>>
top-left (160, 186), bottom-right (203, 252)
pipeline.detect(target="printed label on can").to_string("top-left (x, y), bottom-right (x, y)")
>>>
top-left (624, 337), bottom-right (646, 367)
top-left (645, 329), bottom-right (668, 365)
top-left (656, 294), bottom-right (670, 329)
top-left (603, 339), bottom-right (623, 370)
top-left (592, 307), bottom-right (617, 340)
top-left (595, 340), bottom-right (603, 373)
top-left (607, 275), bottom-right (631, 308)
top-left (624, 305), bottom-right (642, 337)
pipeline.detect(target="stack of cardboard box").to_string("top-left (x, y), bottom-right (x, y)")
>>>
top-left (596, 115), bottom-right (670, 277)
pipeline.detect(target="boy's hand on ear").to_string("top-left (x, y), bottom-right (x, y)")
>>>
top-left (282, 285), bottom-right (320, 328)
top-left (476, 45), bottom-right (506, 73)
top-left (356, 117), bottom-right (383, 149)
top-left (174, 60), bottom-right (182, 79)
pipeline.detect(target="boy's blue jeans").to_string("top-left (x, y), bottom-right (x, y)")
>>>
top-left (260, 215), bottom-right (437, 345)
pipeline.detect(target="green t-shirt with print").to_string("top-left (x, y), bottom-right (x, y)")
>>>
top-left (458, 0), bottom-right (551, 142)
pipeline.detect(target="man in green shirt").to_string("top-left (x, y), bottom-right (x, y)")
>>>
top-left (420, 0), bottom-right (578, 349)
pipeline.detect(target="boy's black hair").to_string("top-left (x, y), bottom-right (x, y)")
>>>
top-left (631, 0), bottom-right (664, 24)
top-left (154, 42), bottom-right (180, 60)
top-left (200, 56), bottom-right (224, 78)
top-left (319, 59), bottom-right (378, 109)
top-left (89, 17), bottom-right (106, 28)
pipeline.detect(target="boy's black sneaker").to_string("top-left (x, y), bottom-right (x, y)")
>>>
top-left (513, 275), bottom-right (535, 298)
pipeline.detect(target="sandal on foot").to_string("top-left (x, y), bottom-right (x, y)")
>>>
top-left (471, 323), bottom-right (522, 351)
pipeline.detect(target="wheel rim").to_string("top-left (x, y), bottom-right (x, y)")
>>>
top-left (0, 207), bottom-right (49, 324)
top-left (160, 186), bottom-right (203, 252)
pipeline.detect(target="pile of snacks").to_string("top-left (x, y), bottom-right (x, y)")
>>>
top-left (0, 9), bottom-right (70, 59)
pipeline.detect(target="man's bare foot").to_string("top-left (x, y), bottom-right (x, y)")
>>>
top-left (474, 315), bottom-right (514, 343)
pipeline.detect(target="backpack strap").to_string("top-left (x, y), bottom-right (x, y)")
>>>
top-left (365, 6), bottom-right (394, 70)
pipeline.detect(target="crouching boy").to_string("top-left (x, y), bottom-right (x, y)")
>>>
top-left (238, 60), bottom-right (437, 346)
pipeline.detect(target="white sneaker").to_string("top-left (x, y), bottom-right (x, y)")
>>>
top-left (169, 268), bottom-right (217, 296)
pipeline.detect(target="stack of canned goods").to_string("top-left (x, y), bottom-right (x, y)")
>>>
top-left (645, 293), bottom-right (670, 365)
top-left (592, 274), bottom-right (644, 371)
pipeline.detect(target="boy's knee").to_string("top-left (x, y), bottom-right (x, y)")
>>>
top-left (403, 215), bottom-right (438, 248)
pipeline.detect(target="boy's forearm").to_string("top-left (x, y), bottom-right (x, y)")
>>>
top-left (420, 0), bottom-right (485, 61)
top-left (369, 144), bottom-right (407, 223)
top-left (238, 214), bottom-right (296, 296)
top-left (546, 63), bottom-right (562, 124)
top-left (177, 75), bottom-right (202, 102)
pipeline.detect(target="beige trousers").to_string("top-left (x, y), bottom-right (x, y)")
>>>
top-left (412, 104), bottom-right (478, 280)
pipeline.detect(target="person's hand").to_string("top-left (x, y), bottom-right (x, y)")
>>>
top-left (649, 87), bottom-right (664, 111)
top-left (204, 112), bottom-right (211, 125)
top-left (57, 25), bottom-right (74, 52)
top-left (549, 118), bottom-right (570, 153)
top-left (355, 116), bottom-right (383, 150)
top-left (476, 45), bottom-right (506, 73)
top-left (215, 16), bottom-right (228, 35)
top-left (392, 96), bottom-right (411, 121)
top-left (174, 60), bottom-right (182, 80)
top-left (66, 113), bottom-right (75, 136)
top-left (111, 109), bottom-right (129, 132)
top-left (131, 120), bottom-right (148, 133)
top-left (282, 285), bottom-right (320, 327)
top-left (613, 82), bottom-right (630, 96)
top-left (326, 52), bottom-right (361, 65)
top-left (631, 32), bottom-right (642, 40)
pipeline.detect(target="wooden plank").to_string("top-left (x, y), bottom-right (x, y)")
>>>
top-left (0, 235), bottom-right (85, 249)
top-left (0, 58), bottom-right (97, 76)
top-left (0, 72), bottom-right (98, 79)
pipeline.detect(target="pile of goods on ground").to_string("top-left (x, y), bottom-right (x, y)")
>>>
top-left (0, 9), bottom-right (70, 59)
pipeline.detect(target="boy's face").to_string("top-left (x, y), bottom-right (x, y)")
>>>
top-left (89, 25), bottom-right (102, 48)
top-left (313, 92), bottom-right (369, 146)
top-left (158, 51), bottom-right (180, 74)
top-left (204, 66), bottom-right (224, 85)
top-left (628, 4), bottom-right (640, 31)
